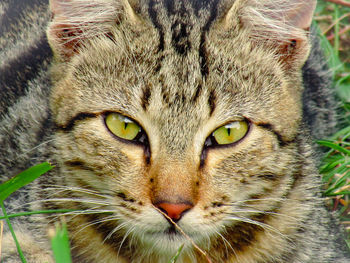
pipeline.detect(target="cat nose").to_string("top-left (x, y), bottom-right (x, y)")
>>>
top-left (155, 202), bottom-right (193, 222)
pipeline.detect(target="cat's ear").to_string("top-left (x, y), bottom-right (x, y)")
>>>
top-left (47, 0), bottom-right (140, 61)
top-left (223, 0), bottom-right (317, 68)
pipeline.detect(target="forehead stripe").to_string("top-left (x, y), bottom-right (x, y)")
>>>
top-left (148, 0), bottom-right (165, 52)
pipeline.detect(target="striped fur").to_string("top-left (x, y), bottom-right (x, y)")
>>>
top-left (0, 0), bottom-right (348, 262)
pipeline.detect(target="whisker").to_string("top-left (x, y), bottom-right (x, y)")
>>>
top-left (45, 205), bottom-right (114, 224)
top-left (117, 225), bottom-right (135, 257)
top-left (72, 215), bottom-right (121, 238)
top-left (226, 216), bottom-right (290, 241)
top-left (228, 197), bottom-right (285, 204)
top-left (21, 138), bottom-right (57, 156)
top-left (34, 184), bottom-right (112, 199)
top-left (104, 220), bottom-right (129, 243)
top-left (29, 197), bottom-right (112, 207)
top-left (215, 230), bottom-right (237, 259)
top-left (49, 208), bottom-right (114, 219)
top-left (225, 209), bottom-right (296, 220)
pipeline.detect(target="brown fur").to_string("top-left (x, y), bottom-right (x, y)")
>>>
top-left (1, 0), bottom-right (348, 262)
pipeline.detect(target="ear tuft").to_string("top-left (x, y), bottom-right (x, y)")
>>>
top-left (224, 0), bottom-right (316, 68)
top-left (234, 0), bottom-right (315, 41)
top-left (47, 0), bottom-right (138, 61)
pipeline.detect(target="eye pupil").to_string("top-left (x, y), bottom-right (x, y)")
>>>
top-left (105, 113), bottom-right (143, 142)
top-left (210, 120), bottom-right (249, 146)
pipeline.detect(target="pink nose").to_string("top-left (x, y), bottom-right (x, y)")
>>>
top-left (156, 202), bottom-right (193, 222)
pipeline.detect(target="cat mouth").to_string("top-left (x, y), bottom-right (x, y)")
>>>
top-left (145, 225), bottom-right (184, 241)
top-left (164, 225), bottom-right (179, 236)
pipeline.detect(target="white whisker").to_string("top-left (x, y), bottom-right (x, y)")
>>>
top-left (225, 208), bottom-right (295, 221)
top-left (104, 220), bottom-right (129, 243)
top-left (226, 216), bottom-right (289, 241)
top-left (35, 184), bottom-right (112, 198)
top-left (215, 230), bottom-right (237, 259)
top-left (73, 215), bottom-right (120, 238)
top-left (117, 225), bottom-right (135, 257)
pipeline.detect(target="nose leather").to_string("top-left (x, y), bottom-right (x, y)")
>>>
top-left (156, 202), bottom-right (193, 222)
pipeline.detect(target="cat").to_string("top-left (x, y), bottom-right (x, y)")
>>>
top-left (1, 0), bottom-right (349, 262)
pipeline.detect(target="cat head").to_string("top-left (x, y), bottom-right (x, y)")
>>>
top-left (47, 0), bottom-right (316, 261)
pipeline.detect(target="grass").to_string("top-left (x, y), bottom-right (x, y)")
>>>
top-left (49, 222), bottom-right (72, 263)
top-left (0, 163), bottom-right (74, 263)
top-left (315, 0), bottom-right (350, 247)
top-left (0, 1), bottom-right (349, 262)
top-left (0, 163), bottom-right (53, 262)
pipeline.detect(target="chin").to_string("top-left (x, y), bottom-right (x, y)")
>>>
top-left (136, 228), bottom-right (189, 253)
top-left (130, 225), bottom-right (207, 259)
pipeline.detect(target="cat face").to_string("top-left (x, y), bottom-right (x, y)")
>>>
top-left (48, 0), bottom-right (316, 261)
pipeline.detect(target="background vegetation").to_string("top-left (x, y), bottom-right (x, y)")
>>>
top-left (315, 0), bottom-right (350, 248)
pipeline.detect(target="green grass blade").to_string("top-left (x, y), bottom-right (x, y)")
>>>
top-left (0, 162), bottom-right (53, 202)
top-left (317, 140), bottom-right (350, 155)
top-left (50, 223), bottom-right (72, 263)
top-left (319, 155), bottom-right (344, 173)
top-left (333, 4), bottom-right (340, 58)
top-left (322, 162), bottom-right (349, 183)
top-left (346, 239), bottom-right (350, 251)
top-left (336, 80), bottom-right (350, 103)
top-left (0, 202), bottom-right (27, 263)
top-left (169, 244), bottom-right (184, 263)
top-left (329, 126), bottom-right (350, 141)
top-left (325, 179), bottom-right (348, 195)
top-left (326, 191), bottom-right (350, 197)
top-left (315, 22), bottom-right (343, 77)
top-left (0, 209), bottom-right (75, 220)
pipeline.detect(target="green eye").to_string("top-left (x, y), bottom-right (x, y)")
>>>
top-left (105, 113), bottom-right (141, 141)
top-left (212, 120), bottom-right (249, 145)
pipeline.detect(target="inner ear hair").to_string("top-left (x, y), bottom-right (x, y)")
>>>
top-left (47, 0), bottom-right (141, 62)
top-left (221, 0), bottom-right (316, 69)
top-left (223, 0), bottom-right (316, 41)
